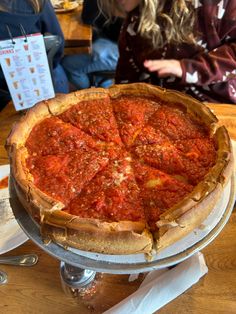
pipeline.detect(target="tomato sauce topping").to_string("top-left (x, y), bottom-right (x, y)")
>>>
top-left (133, 161), bottom-right (193, 230)
top-left (0, 176), bottom-right (8, 189)
top-left (149, 105), bottom-right (209, 140)
top-left (26, 117), bottom-right (98, 156)
top-left (112, 96), bottom-right (159, 147)
top-left (132, 125), bottom-right (171, 147)
top-left (27, 149), bottom-right (109, 204)
top-left (25, 95), bottom-right (217, 227)
top-left (64, 151), bottom-right (145, 222)
top-left (59, 98), bottom-right (122, 144)
top-left (132, 143), bottom-right (187, 175)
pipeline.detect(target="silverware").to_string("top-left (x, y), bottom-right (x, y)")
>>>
top-left (0, 270), bottom-right (8, 285)
top-left (0, 254), bottom-right (38, 266)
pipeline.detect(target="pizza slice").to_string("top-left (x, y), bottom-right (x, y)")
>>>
top-left (59, 97), bottom-right (122, 144)
top-left (132, 138), bottom-right (217, 186)
top-left (131, 142), bottom-right (187, 177)
top-left (25, 116), bottom-right (110, 204)
top-left (25, 116), bottom-right (99, 156)
top-left (132, 161), bottom-right (193, 231)
top-left (26, 154), bottom-right (76, 204)
top-left (173, 137), bottom-right (217, 184)
top-left (148, 105), bottom-right (209, 141)
top-left (27, 150), bottom-right (109, 205)
top-left (51, 149), bottom-right (153, 254)
top-left (131, 124), bottom-right (171, 147)
top-left (112, 96), bottom-right (159, 147)
top-left (63, 150), bottom-right (145, 222)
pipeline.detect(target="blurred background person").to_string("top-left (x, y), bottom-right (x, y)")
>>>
top-left (62, 0), bottom-right (123, 90)
top-left (99, 0), bottom-right (236, 104)
top-left (0, 0), bottom-right (69, 110)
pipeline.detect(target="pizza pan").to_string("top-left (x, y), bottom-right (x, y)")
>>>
top-left (10, 175), bottom-right (235, 274)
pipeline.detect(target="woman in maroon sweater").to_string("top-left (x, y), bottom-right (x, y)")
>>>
top-left (99, 0), bottom-right (236, 103)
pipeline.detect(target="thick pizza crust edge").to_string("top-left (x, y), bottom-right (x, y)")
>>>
top-left (46, 88), bottom-right (110, 116)
top-left (9, 144), bottom-right (63, 219)
top-left (156, 181), bottom-right (224, 251)
top-left (41, 210), bottom-right (153, 255)
top-left (13, 174), bottom-right (153, 255)
top-left (6, 101), bottom-right (51, 149)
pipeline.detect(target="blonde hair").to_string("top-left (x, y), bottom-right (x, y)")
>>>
top-left (98, 0), bottom-right (196, 48)
top-left (0, 0), bottom-right (43, 13)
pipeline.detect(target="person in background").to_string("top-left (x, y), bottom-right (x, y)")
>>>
top-left (99, 0), bottom-right (236, 104)
top-left (62, 0), bottom-right (123, 90)
top-left (0, 0), bottom-right (69, 110)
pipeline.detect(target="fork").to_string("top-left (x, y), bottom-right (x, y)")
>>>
top-left (0, 254), bottom-right (38, 266)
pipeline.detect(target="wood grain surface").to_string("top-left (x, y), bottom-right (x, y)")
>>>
top-left (57, 5), bottom-right (92, 54)
top-left (0, 101), bottom-right (236, 314)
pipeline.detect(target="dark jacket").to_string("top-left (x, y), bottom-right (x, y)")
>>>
top-left (81, 0), bottom-right (123, 42)
top-left (116, 0), bottom-right (236, 103)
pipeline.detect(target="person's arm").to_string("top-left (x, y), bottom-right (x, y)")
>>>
top-left (144, 60), bottom-right (182, 78)
top-left (145, 2), bottom-right (236, 87)
top-left (180, 40), bottom-right (236, 86)
top-left (39, 0), bottom-right (65, 66)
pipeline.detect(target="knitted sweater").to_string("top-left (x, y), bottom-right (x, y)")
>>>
top-left (116, 0), bottom-right (236, 103)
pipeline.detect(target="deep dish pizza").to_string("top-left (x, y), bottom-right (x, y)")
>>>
top-left (6, 83), bottom-right (234, 255)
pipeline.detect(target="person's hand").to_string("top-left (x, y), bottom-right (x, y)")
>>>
top-left (144, 59), bottom-right (183, 78)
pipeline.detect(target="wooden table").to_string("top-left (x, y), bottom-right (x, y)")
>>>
top-left (0, 102), bottom-right (236, 313)
top-left (56, 5), bottom-right (92, 55)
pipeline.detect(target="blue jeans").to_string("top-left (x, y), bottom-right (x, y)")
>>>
top-left (62, 38), bottom-right (119, 89)
top-left (53, 64), bottom-right (69, 93)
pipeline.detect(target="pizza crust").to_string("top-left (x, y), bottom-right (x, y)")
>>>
top-left (47, 89), bottom-right (110, 116)
top-left (6, 101), bottom-right (51, 149)
top-left (41, 210), bottom-right (153, 254)
top-left (6, 83), bottom-right (234, 256)
top-left (156, 181), bottom-right (223, 251)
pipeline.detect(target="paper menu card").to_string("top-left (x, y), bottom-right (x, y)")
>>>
top-left (0, 33), bottom-right (55, 111)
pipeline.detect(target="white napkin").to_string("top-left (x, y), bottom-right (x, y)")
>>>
top-left (103, 252), bottom-right (208, 314)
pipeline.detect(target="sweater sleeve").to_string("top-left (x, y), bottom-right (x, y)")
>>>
top-left (115, 53), bottom-right (134, 83)
top-left (180, 2), bottom-right (236, 86)
top-left (115, 18), bottom-right (148, 83)
top-left (39, 0), bottom-right (65, 66)
top-left (180, 42), bottom-right (236, 86)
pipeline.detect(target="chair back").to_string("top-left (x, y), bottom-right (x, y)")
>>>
top-left (43, 34), bottom-right (62, 85)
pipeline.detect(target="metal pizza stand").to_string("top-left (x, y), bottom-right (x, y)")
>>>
top-left (9, 174), bottom-right (236, 297)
